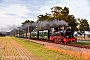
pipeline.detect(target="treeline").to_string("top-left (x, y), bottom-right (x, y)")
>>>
top-left (0, 32), bottom-right (5, 36)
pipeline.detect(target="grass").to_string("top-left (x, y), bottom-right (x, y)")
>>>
top-left (11, 37), bottom-right (81, 60)
top-left (73, 36), bottom-right (90, 46)
top-left (72, 41), bottom-right (90, 46)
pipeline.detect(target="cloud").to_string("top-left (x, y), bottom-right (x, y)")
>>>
top-left (0, 4), bottom-right (30, 21)
top-left (19, 16), bottom-right (30, 18)
top-left (5, 13), bottom-right (17, 16)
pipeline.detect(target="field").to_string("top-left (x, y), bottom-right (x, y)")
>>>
top-left (0, 36), bottom-right (41, 60)
top-left (12, 37), bottom-right (82, 60)
top-left (12, 36), bottom-right (90, 60)
top-left (0, 37), bottom-right (90, 60)
top-left (0, 36), bottom-right (87, 60)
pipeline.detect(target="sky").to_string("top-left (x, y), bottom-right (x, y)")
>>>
top-left (0, 0), bottom-right (90, 32)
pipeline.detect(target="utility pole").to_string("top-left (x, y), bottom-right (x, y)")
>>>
top-left (28, 25), bottom-right (30, 39)
top-left (17, 27), bottom-right (20, 37)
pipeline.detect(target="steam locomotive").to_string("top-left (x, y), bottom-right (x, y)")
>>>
top-left (30, 26), bottom-right (77, 44)
top-left (11, 20), bottom-right (77, 44)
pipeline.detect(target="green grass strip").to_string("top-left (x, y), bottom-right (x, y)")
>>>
top-left (72, 42), bottom-right (90, 46)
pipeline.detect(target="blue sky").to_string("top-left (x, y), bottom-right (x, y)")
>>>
top-left (0, 0), bottom-right (90, 31)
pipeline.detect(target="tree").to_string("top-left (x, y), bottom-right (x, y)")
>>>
top-left (66, 15), bottom-right (78, 31)
top-left (22, 20), bottom-right (34, 25)
top-left (51, 6), bottom-right (62, 19)
top-left (0, 32), bottom-right (5, 36)
top-left (78, 18), bottom-right (89, 39)
top-left (22, 20), bottom-right (30, 24)
top-left (51, 6), bottom-right (62, 12)
top-left (44, 13), bottom-right (51, 21)
top-left (37, 13), bottom-right (51, 22)
top-left (51, 6), bottom-right (78, 31)
top-left (61, 7), bottom-right (69, 16)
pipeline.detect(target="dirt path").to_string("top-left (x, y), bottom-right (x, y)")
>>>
top-left (0, 37), bottom-right (41, 60)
